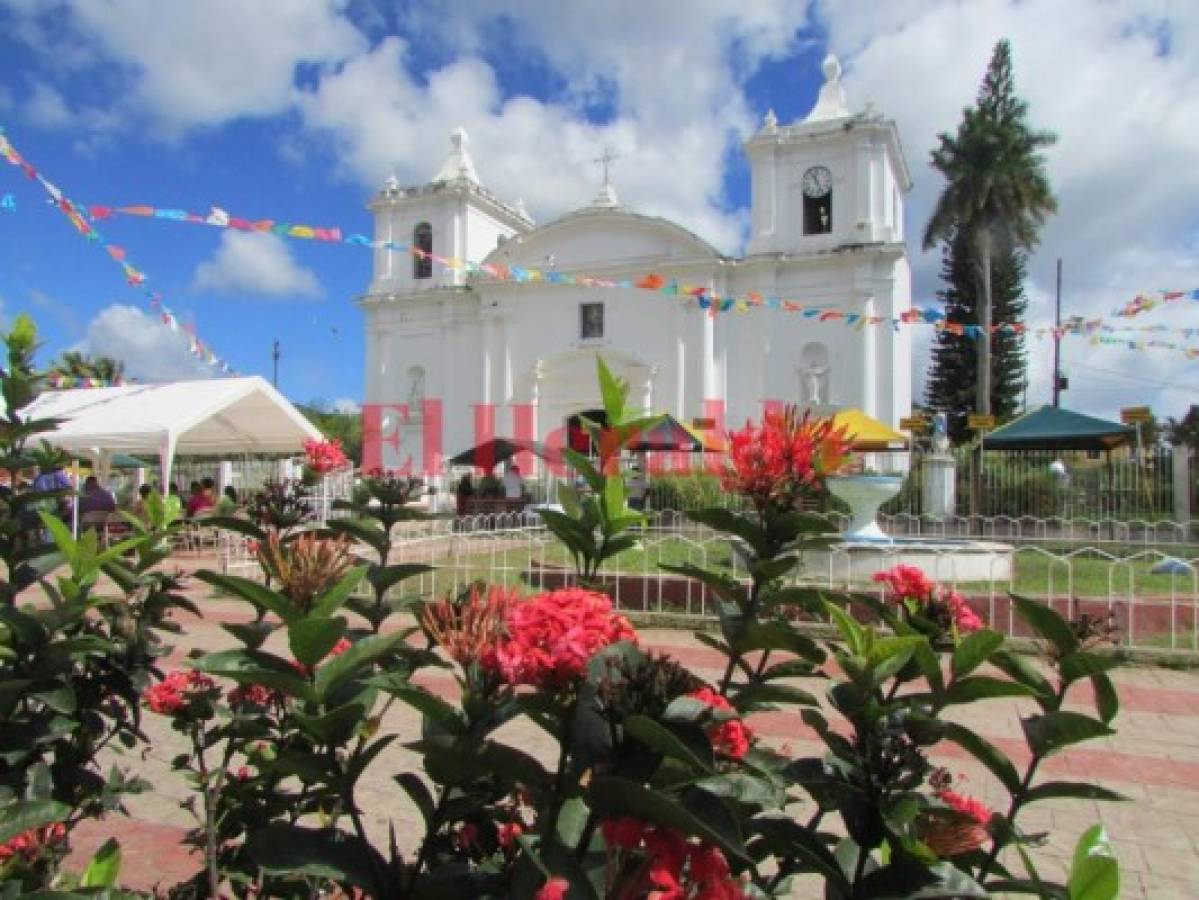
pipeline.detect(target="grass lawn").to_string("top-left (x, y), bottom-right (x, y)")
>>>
top-left (399, 533), bottom-right (1199, 601)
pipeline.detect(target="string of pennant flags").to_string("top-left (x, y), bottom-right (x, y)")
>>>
top-left (3, 121), bottom-right (1197, 369)
top-left (87, 199), bottom-right (1199, 358)
top-left (0, 128), bottom-right (235, 375)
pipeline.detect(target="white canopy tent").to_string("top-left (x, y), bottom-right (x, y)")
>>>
top-left (22, 376), bottom-right (323, 491)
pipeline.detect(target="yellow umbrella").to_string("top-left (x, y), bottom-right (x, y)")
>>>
top-left (828, 409), bottom-right (909, 451)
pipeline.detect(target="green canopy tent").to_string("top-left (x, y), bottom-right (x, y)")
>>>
top-left (984, 406), bottom-right (1133, 451)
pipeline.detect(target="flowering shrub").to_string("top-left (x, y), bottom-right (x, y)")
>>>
top-left (722, 405), bottom-right (851, 513)
top-left (0, 352), bottom-right (1116, 899)
top-left (303, 437), bottom-right (350, 475)
top-left (873, 563), bottom-right (985, 634)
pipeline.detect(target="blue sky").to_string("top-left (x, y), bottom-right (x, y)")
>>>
top-left (1, 1), bottom-right (1197, 419)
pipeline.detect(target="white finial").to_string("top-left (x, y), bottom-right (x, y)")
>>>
top-left (807, 52), bottom-right (850, 122)
top-left (763, 108), bottom-right (778, 132)
top-left (591, 147), bottom-right (621, 208)
top-left (432, 127), bottom-right (480, 184)
top-left (383, 171), bottom-right (399, 191)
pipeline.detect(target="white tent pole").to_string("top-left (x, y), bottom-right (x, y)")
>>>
top-left (160, 431), bottom-right (178, 497)
top-left (71, 460), bottom-right (80, 537)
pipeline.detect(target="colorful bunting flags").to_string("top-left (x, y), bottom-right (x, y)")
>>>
top-left (0, 128), bottom-right (234, 375)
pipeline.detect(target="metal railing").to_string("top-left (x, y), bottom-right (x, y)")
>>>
top-left (214, 512), bottom-right (1199, 654)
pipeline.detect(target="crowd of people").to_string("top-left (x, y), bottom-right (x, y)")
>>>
top-left (9, 461), bottom-right (246, 543)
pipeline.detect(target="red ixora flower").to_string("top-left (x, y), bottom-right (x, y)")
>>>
top-left (937, 789), bottom-right (993, 826)
top-left (872, 564), bottom-right (937, 603)
top-left (873, 566), bottom-right (984, 634)
top-left (144, 669), bottom-right (216, 715)
top-left (535, 877), bottom-right (569, 900)
top-left (303, 438), bottom-right (350, 475)
top-left (486, 587), bottom-right (637, 691)
top-left (0, 822), bottom-right (67, 864)
top-left (687, 687), bottom-right (753, 760)
top-left (227, 683), bottom-right (282, 709)
top-left (601, 818), bottom-right (746, 899)
top-left (722, 406), bottom-right (851, 510)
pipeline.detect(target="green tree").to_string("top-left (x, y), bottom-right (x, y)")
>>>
top-left (298, 401), bottom-right (363, 465)
top-left (923, 39), bottom-right (1056, 419)
top-left (926, 229), bottom-right (1029, 442)
top-left (49, 350), bottom-right (125, 383)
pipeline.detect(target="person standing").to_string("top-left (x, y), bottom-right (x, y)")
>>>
top-left (78, 476), bottom-right (117, 516)
top-left (503, 464), bottom-right (524, 501)
top-left (627, 465), bottom-right (648, 511)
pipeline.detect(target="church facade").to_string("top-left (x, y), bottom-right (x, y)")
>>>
top-left (360, 56), bottom-right (913, 474)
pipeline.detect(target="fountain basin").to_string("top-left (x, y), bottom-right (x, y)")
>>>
top-left (826, 474), bottom-right (903, 541)
top-left (804, 536), bottom-right (1014, 583)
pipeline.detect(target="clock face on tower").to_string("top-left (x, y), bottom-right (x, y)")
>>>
top-left (802, 165), bottom-right (832, 198)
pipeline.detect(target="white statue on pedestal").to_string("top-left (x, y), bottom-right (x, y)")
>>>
top-left (804, 364), bottom-right (828, 405)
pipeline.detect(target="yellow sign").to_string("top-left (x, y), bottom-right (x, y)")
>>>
top-left (1120, 406), bottom-right (1153, 424)
top-left (899, 416), bottom-right (928, 432)
top-left (968, 414), bottom-right (996, 431)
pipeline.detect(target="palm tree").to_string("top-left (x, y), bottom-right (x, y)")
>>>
top-left (923, 39), bottom-right (1056, 417)
top-left (50, 351), bottom-right (126, 384)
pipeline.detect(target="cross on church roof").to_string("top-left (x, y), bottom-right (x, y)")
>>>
top-left (593, 147), bottom-right (619, 187)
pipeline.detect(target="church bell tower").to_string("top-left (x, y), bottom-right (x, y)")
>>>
top-left (745, 55), bottom-right (911, 257)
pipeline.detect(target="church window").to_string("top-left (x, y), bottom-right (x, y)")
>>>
top-left (413, 222), bottom-right (433, 279)
top-left (801, 165), bottom-right (833, 235)
top-left (580, 303), bottom-right (604, 340)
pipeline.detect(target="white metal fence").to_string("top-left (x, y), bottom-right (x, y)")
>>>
top-left (215, 512), bottom-right (1199, 654)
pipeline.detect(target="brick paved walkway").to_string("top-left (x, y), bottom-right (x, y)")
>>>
top-left (61, 556), bottom-right (1199, 898)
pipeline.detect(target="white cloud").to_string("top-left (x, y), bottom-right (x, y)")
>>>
top-left (331, 397), bottom-right (360, 414)
top-left (192, 231), bottom-right (322, 299)
top-left (22, 0), bottom-right (366, 132)
top-left (819, 0), bottom-right (1199, 420)
top-left (23, 82), bottom-right (71, 128)
top-left (75, 304), bottom-right (218, 381)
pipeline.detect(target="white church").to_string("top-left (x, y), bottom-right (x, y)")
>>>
top-left (360, 55), bottom-right (913, 473)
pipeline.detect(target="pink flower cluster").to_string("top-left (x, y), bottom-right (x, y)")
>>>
top-left (722, 407), bottom-right (850, 509)
top-left (144, 670), bottom-right (217, 714)
top-left (0, 822), bottom-right (66, 864)
top-left (872, 565), bottom-right (984, 634)
top-left (601, 817), bottom-right (747, 899)
top-left (486, 587), bottom-right (637, 691)
top-left (688, 687), bottom-right (753, 760)
top-left (937, 789), bottom-right (993, 826)
top-left (227, 683), bottom-right (282, 709)
top-left (303, 438), bottom-right (349, 474)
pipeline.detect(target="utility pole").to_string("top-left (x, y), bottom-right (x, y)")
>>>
top-left (1052, 257), bottom-right (1063, 407)
top-left (272, 339), bottom-right (280, 388)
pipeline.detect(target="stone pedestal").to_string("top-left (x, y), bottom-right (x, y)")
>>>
top-left (921, 454), bottom-right (956, 520)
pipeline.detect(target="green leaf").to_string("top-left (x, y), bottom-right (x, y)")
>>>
top-left (395, 772), bottom-right (436, 827)
top-left (1023, 711), bottom-right (1115, 758)
top-left (750, 814), bottom-right (850, 893)
top-left (380, 681), bottom-right (467, 736)
top-left (990, 649), bottom-right (1054, 705)
top-left (293, 701), bottom-right (367, 746)
top-left (246, 824), bottom-right (387, 890)
top-left (562, 447), bottom-right (605, 493)
top-left (193, 648), bottom-right (316, 701)
top-left (193, 571), bottom-right (298, 624)
top-left (866, 635), bottom-right (926, 679)
top-left (288, 616), bottom-right (348, 668)
top-left (685, 507), bottom-right (768, 557)
top-left (1068, 824), bottom-right (1120, 900)
top-left (587, 777), bottom-right (749, 862)
top-left (364, 562), bottom-right (431, 598)
top-left (952, 630), bottom-right (1004, 679)
top-left (695, 773), bottom-right (784, 810)
top-left (0, 799), bottom-right (70, 844)
top-left (1057, 651), bottom-right (1120, 685)
top-left (325, 517), bottom-right (389, 556)
top-left (79, 837), bottom-right (121, 888)
top-left (944, 677), bottom-right (1037, 705)
top-left (309, 566), bottom-right (368, 618)
top-left (1090, 671), bottom-right (1119, 725)
top-left (730, 681), bottom-right (819, 711)
top-left (624, 715), bottom-right (714, 775)
top-left (940, 721), bottom-right (1022, 794)
top-left (733, 619), bottom-right (826, 665)
top-left (824, 600), bottom-right (866, 655)
top-left (1023, 782), bottom-right (1128, 804)
top-left (1011, 594), bottom-right (1080, 656)
top-left (315, 630), bottom-right (407, 699)
top-left (410, 738), bottom-right (552, 800)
